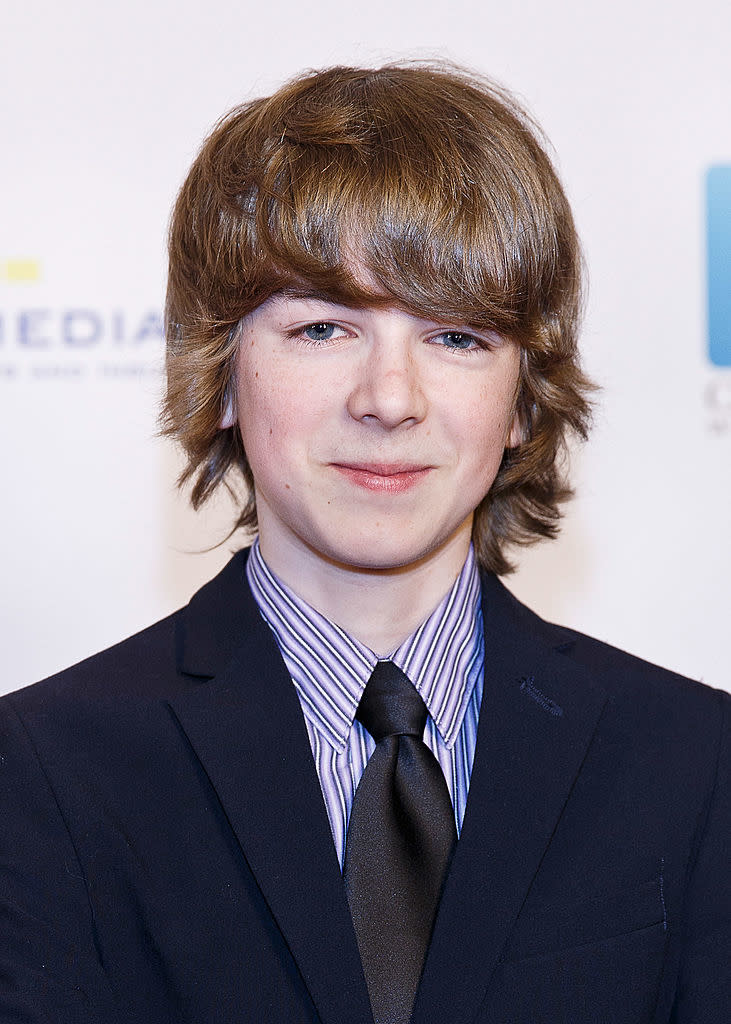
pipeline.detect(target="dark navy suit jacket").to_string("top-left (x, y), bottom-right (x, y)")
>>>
top-left (1, 550), bottom-right (729, 1023)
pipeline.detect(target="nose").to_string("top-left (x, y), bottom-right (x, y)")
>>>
top-left (346, 337), bottom-right (428, 429)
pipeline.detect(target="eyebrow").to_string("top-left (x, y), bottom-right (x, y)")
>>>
top-left (279, 288), bottom-right (349, 304)
top-left (276, 287), bottom-right (390, 311)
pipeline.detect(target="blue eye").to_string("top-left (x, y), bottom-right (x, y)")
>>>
top-left (436, 331), bottom-right (479, 350)
top-left (303, 322), bottom-right (337, 342)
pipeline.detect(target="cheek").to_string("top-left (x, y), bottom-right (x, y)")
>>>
top-left (235, 366), bottom-right (281, 466)
top-left (457, 397), bottom-right (513, 452)
top-left (236, 364), bottom-right (320, 472)
top-left (450, 379), bottom-right (519, 484)
top-left (479, 363), bottom-right (521, 438)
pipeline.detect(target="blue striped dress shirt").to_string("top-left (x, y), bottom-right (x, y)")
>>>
top-left (246, 540), bottom-right (484, 867)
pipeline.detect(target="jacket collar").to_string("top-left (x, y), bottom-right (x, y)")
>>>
top-left (176, 548), bottom-right (255, 678)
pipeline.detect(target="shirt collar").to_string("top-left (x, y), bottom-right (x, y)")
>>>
top-left (246, 540), bottom-right (482, 752)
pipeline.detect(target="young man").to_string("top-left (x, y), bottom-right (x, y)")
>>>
top-left (1, 63), bottom-right (728, 1024)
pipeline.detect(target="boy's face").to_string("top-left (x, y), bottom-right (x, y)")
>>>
top-left (230, 289), bottom-right (521, 578)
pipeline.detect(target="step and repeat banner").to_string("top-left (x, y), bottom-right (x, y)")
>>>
top-left (1, 0), bottom-right (729, 692)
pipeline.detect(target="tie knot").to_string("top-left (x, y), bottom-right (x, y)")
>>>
top-left (355, 661), bottom-right (427, 743)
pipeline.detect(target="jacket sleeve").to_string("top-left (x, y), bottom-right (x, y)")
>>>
top-left (0, 699), bottom-right (120, 1024)
top-left (671, 689), bottom-right (731, 1023)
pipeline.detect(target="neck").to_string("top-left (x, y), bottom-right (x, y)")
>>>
top-left (256, 526), bottom-right (473, 657)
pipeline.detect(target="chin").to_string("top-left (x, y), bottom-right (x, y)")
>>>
top-left (318, 528), bottom-right (454, 574)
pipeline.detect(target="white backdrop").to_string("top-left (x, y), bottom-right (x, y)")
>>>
top-left (1, 0), bottom-right (729, 694)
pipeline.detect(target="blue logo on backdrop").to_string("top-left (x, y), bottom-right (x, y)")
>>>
top-left (707, 166), bottom-right (731, 367)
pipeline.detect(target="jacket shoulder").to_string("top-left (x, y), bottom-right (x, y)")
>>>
top-left (5, 550), bottom-right (255, 711)
top-left (551, 620), bottom-right (722, 707)
top-left (5, 611), bottom-right (182, 711)
top-left (488, 573), bottom-right (727, 721)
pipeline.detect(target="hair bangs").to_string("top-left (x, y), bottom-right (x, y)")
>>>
top-left (248, 130), bottom-right (541, 339)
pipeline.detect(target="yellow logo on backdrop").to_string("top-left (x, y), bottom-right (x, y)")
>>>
top-left (0, 255), bottom-right (162, 382)
top-left (2, 259), bottom-right (41, 282)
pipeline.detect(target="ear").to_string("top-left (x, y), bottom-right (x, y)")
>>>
top-left (506, 407), bottom-right (524, 449)
top-left (219, 393), bottom-right (236, 430)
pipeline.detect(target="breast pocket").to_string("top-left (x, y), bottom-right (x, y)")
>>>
top-left (500, 875), bottom-right (666, 962)
top-left (476, 878), bottom-right (668, 1024)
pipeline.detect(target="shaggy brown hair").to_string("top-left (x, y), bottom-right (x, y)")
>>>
top-left (162, 61), bottom-right (594, 575)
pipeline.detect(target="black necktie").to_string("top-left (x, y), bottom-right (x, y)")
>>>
top-left (344, 661), bottom-right (457, 1024)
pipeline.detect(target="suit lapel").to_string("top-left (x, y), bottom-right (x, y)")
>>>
top-left (413, 574), bottom-right (608, 1024)
top-left (168, 552), bottom-right (372, 1024)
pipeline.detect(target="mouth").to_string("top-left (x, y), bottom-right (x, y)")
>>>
top-left (330, 462), bottom-right (433, 494)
